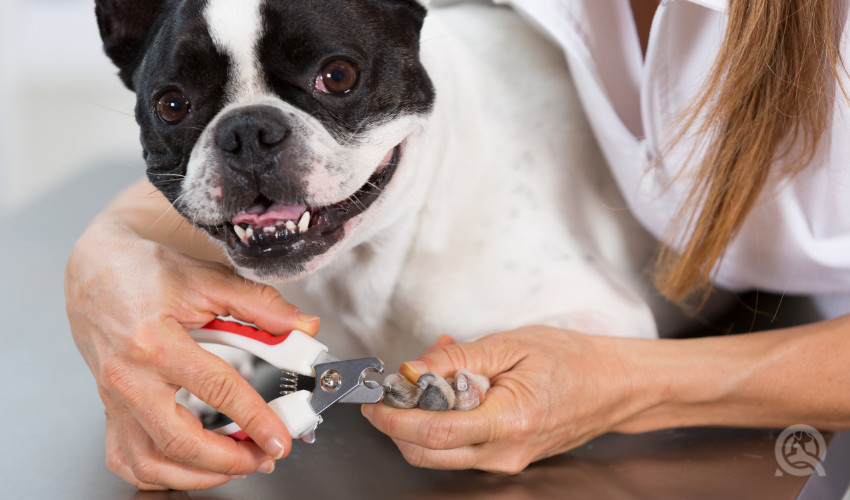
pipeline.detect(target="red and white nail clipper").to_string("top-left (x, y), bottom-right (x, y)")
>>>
top-left (188, 319), bottom-right (384, 443)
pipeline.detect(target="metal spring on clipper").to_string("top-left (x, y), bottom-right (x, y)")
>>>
top-left (280, 370), bottom-right (298, 395)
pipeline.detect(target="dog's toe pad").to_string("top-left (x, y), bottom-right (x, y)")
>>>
top-left (418, 386), bottom-right (452, 411)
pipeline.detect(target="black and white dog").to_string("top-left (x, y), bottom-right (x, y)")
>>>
top-left (95, 0), bottom-right (658, 392)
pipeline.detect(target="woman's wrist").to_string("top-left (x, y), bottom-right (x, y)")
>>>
top-left (605, 334), bottom-right (749, 433)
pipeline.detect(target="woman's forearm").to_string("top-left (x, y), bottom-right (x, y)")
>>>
top-left (94, 179), bottom-right (227, 264)
top-left (617, 314), bottom-right (850, 432)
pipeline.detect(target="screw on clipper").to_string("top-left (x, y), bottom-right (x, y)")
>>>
top-left (319, 370), bottom-right (341, 392)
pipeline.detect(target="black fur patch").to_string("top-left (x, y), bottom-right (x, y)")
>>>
top-left (96, 0), bottom-right (435, 275)
top-left (132, 0), bottom-right (230, 203)
top-left (258, 0), bottom-right (434, 142)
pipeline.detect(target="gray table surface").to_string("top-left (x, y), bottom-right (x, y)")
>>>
top-left (2, 161), bottom-right (847, 499)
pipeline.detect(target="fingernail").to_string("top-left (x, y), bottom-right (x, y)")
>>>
top-left (296, 310), bottom-right (320, 323)
top-left (400, 360), bottom-right (428, 383)
top-left (257, 460), bottom-right (275, 475)
top-left (231, 475), bottom-right (247, 480)
top-left (265, 437), bottom-right (285, 460)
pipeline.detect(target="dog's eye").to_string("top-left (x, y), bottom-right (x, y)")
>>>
top-left (316, 60), bottom-right (358, 94)
top-left (155, 90), bottom-right (191, 124)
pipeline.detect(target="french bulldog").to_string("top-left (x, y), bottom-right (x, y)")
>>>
top-left (95, 0), bottom-right (659, 408)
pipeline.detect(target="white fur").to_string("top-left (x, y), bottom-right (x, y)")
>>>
top-left (205, 0), bottom-right (266, 100)
top-left (181, 93), bottom-right (428, 245)
top-left (277, 6), bottom-right (659, 363)
top-left (185, 4), bottom-right (660, 365)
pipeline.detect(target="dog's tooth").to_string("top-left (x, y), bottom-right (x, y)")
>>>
top-left (263, 226), bottom-right (276, 235)
top-left (234, 225), bottom-right (247, 242)
top-left (285, 220), bottom-right (297, 233)
top-left (298, 212), bottom-right (311, 233)
top-left (245, 226), bottom-right (254, 240)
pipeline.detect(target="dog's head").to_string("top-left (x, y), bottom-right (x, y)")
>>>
top-left (96, 0), bottom-right (435, 280)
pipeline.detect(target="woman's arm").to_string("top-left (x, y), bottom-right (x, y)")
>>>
top-left (622, 314), bottom-right (850, 432)
top-left (96, 179), bottom-right (228, 263)
top-left (362, 316), bottom-right (850, 473)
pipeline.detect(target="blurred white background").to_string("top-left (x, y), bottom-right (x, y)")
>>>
top-left (0, 0), bottom-right (141, 216)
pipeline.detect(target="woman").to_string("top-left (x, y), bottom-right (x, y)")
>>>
top-left (65, 0), bottom-right (850, 490)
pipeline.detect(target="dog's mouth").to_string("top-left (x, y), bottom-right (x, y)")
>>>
top-left (205, 146), bottom-right (401, 264)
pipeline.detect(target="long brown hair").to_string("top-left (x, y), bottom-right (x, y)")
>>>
top-left (655, 0), bottom-right (847, 305)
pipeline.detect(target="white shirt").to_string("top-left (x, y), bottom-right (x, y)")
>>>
top-left (438, 0), bottom-right (850, 316)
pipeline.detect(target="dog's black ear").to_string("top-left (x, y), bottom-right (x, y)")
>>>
top-left (390, 0), bottom-right (428, 32)
top-left (94, 0), bottom-right (166, 89)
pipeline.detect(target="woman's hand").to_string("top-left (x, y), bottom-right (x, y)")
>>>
top-left (365, 314), bottom-right (850, 474)
top-left (361, 326), bottom-right (657, 474)
top-left (65, 212), bottom-right (320, 490)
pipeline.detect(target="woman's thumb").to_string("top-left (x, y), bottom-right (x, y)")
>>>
top-left (399, 334), bottom-right (512, 383)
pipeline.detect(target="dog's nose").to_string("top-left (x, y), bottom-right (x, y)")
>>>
top-left (215, 107), bottom-right (290, 159)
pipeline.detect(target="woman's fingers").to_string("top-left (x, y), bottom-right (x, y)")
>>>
top-left (105, 413), bottom-right (168, 491)
top-left (105, 407), bottom-right (240, 491)
top-left (194, 265), bottom-right (321, 336)
top-left (159, 338), bottom-right (292, 463)
top-left (370, 334), bottom-right (527, 451)
top-left (362, 403), bottom-right (495, 450)
top-left (422, 335), bottom-right (457, 355)
top-left (390, 439), bottom-right (532, 474)
top-left (401, 333), bottom-right (523, 382)
top-left (391, 438), bottom-right (481, 471)
top-left (364, 380), bottom-right (532, 452)
top-left (101, 363), bottom-right (274, 473)
top-left (96, 334), bottom-right (284, 483)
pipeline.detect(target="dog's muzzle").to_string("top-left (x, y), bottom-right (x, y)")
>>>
top-left (201, 144), bottom-right (402, 270)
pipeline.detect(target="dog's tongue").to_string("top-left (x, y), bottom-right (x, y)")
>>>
top-left (232, 202), bottom-right (308, 226)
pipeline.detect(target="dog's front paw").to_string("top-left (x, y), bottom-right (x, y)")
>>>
top-left (382, 370), bottom-right (489, 411)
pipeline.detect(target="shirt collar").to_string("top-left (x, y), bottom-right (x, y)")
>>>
top-left (685, 0), bottom-right (728, 12)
